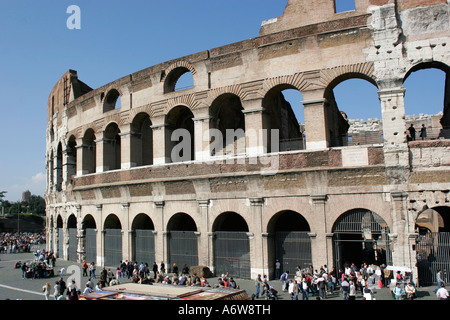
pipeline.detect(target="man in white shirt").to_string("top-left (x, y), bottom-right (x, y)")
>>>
top-left (436, 284), bottom-right (449, 300)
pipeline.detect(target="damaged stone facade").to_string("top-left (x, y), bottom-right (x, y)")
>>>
top-left (46, 0), bottom-right (450, 283)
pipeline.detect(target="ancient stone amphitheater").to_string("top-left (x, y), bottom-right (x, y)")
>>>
top-left (46, 0), bottom-right (450, 285)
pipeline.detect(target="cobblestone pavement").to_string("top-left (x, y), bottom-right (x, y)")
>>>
top-left (0, 246), bottom-right (441, 301)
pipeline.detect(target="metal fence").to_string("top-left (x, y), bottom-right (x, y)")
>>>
top-left (214, 231), bottom-right (251, 279)
top-left (134, 229), bottom-right (155, 264)
top-left (168, 231), bottom-right (198, 273)
top-left (85, 228), bottom-right (97, 263)
top-left (275, 231), bottom-right (312, 274)
top-left (104, 229), bottom-right (122, 267)
top-left (416, 232), bottom-right (450, 286)
top-left (58, 228), bottom-right (63, 258)
top-left (68, 228), bottom-right (77, 261)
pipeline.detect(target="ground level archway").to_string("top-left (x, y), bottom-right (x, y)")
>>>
top-left (267, 210), bottom-right (312, 278)
top-left (415, 206), bottom-right (450, 286)
top-left (167, 213), bottom-right (198, 273)
top-left (332, 209), bottom-right (391, 272)
top-left (212, 212), bottom-right (250, 278)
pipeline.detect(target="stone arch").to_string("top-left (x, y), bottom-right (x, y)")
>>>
top-left (103, 88), bottom-right (122, 112)
top-left (322, 68), bottom-right (380, 147)
top-left (163, 61), bottom-right (197, 93)
top-left (56, 142), bottom-right (63, 191)
top-left (267, 210), bottom-right (312, 276)
top-left (67, 135), bottom-right (77, 179)
top-left (209, 93), bottom-right (246, 156)
top-left (331, 208), bottom-right (391, 271)
top-left (166, 213), bottom-right (198, 273)
top-left (403, 61), bottom-right (450, 139)
top-left (130, 112), bottom-right (153, 167)
top-left (165, 105), bottom-right (195, 162)
top-left (263, 84), bottom-right (305, 152)
top-left (82, 214), bottom-right (97, 264)
top-left (67, 214), bottom-right (78, 261)
top-left (81, 128), bottom-right (97, 174)
top-left (212, 212), bottom-right (250, 278)
top-left (103, 122), bottom-right (121, 171)
top-left (103, 213), bottom-right (123, 267)
top-left (131, 213), bottom-right (155, 264)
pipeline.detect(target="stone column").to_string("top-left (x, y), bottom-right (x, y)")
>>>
top-left (151, 121), bottom-right (171, 165)
top-left (390, 190), bottom-right (412, 269)
top-left (378, 87), bottom-right (409, 168)
top-left (153, 200), bottom-right (167, 266)
top-left (249, 197), bottom-right (267, 279)
top-left (121, 202), bottom-right (130, 261)
top-left (302, 98), bottom-right (328, 150)
top-left (75, 205), bottom-right (85, 263)
top-left (242, 99), bottom-right (268, 157)
top-left (75, 137), bottom-right (88, 176)
top-left (96, 204), bottom-right (103, 266)
top-left (94, 132), bottom-right (105, 173)
top-left (119, 124), bottom-right (135, 170)
top-left (309, 194), bottom-right (330, 267)
top-left (193, 116), bottom-right (211, 162)
top-left (197, 200), bottom-right (210, 266)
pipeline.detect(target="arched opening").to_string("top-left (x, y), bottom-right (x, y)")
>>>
top-left (56, 215), bottom-right (63, 258)
top-left (209, 94), bottom-right (246, 156)
top-left (131, 214), bottom-right (155, 265)
top-left (267, 210), bottom-right (312, 278)
top-left (48, 151), bottom-right (54, 187)
top-left (82, 129), bottom-right (96, 174)
top-left (167, 213), bottom-right (198, 273)
top-left (67, 214), bottom-right (77, 261)
top-left (263, 86), bottom-right (305, 152)
top-left (164, 67), bottom-right (194, 93)
top-left (103, 214), bottom-right (122, 267)
top-left (166, 106), bottom-right (195, 163)
top-left (56, 143), bottom-right (63, 191)
top-left (415, 206), bottom-right (450, 286)
top-left (130, 113), bottom-right (153, 167)
top-left (329, 76), bottom-right (380, 146)
top-left (103, 89), bottom-right (121, 112)
top-left (403, 62), bottom-right (450, 141)
top-left (82, 214), bottom-right (97, 264)
top-left (103, 123), bottom-right (121, 171)
top-left (67, 135), bottom-right (77, 180)
top-left (212, 212), bottom-right (250, 278)
top-left (332, 209), bottom-right (391, 272)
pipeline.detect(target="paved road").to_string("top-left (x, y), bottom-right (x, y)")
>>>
top-left (0, 247), bottom-right (442, 301)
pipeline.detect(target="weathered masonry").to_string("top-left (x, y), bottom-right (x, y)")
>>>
top-left (46, 0), bottom-right (450, 285)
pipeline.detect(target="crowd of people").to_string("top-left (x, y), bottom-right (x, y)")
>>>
top-left (267, 262), bottom-right (449, 300)
top-left (1, 232), bottom-right (45, 254)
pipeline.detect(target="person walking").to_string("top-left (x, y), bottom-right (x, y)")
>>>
top-left (434, 270), bottom-right (444, 293)
top-left (42, 282), bottom-right (51, 300)
top-left (53, 280), bottom-right (60, 300)
top-left (255, 274), bottom-right (262, 298)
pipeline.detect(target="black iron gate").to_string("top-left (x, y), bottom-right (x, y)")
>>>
top-left (416, 232), bottom-right (450, 286)
top-left (168, 231), bottom-right (198, 272)
top-left (332, 209), bottom-right (391, 271)
top-left (275, 231), bottom-right (312, 274)
top-left (85, 228), bottom-right (97, 263)
top-left (134, 229), bottom-right (155, 264)
top-left (214, 231), bottom-right (250, 279)
top-left (68, 228), bottom-right (78, 261)
top-left (104, 229), bottom-right (122, 267)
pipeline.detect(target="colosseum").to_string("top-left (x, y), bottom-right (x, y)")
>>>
top-left (46, 0), bottom-right (450, 286)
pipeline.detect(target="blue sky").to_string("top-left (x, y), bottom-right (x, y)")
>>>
top-left (0, 1), bottom-right (445, 202)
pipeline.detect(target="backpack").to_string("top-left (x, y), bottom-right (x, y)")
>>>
top-left (281, 273), bottom-right (287, 281)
